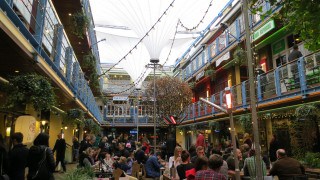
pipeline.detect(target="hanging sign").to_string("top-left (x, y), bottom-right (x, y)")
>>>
top-left (253, 19), bottom-right (275, 41)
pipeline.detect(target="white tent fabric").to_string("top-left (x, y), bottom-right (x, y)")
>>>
top-left (90, 0), bottom-right (229, 85)
top-left (96, 31), bottom-right (151, 89)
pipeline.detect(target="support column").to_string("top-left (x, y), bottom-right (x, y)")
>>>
top-left (235, 65), bottom-right (242, 104)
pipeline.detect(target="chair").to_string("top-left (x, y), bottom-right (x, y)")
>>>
top-left (113, 168), bottom-right (124, 180)
top-left (131, 162), bottom-right (141, 178)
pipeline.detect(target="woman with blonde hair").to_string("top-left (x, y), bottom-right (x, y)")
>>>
top-left (169, 146), bottom-right (183, 179)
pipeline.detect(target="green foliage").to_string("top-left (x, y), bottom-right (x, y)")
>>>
top-left (233, 47), bottom-right (246, 66)
top-left (63, 108), bottom-right (85, 126)
top-left (71, 11), bottom-right (89, 39)
top-left (84, 119), bottom-right (101, 135)
top-left (4, 74), bottom-right (56, 111)
top-left (65, 167), bottom-right (94, 180)
top-left (188, 82), bottom-right (195, 89)
top-left (205, 69), bottom-right (216, 81)
top-left (83, 53), bottom-right (96, 69)
top-left (295, 104), bottom-right (319, 119)
top-left (250, 0), bottom-right (320, 51)
top-left (303, 152), bottom-right (320, 168)
top-left (238, 115), bottom-right (252, 133)
top-left (82, 53), bottom-right (101, 93)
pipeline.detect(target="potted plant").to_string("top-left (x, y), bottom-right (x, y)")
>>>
top-left (63, 108), bottom-right (85, 126)
top-left (71, 11), bottom-right (89, 39)
top-left (233, 47), bottom-right (246, 66)
top-left (205, 68), bottom-right (216, 81)
top-left (65, 167), bottom-right (94, 180)
top-left (3, 74), bottom-right (56, 112)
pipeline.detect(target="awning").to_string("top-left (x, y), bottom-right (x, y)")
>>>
top-left (255, 26), bottom-right (291, 50)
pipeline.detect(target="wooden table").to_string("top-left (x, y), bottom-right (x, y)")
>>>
top-left (306, 168), bottom-right (320, 179)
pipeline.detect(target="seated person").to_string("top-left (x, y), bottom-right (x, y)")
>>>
top-left (80, 147), bottom-right (100, 168)
top-left (226, 148), bottom-right (243, 175)
top-left (115, 156), bottom-right (132, 172)
top-left (145, 150), bottom-right (163, 178)
top-left (102, 153), bottom-right (114, 172)
top-left (243, 149), bottom-right (267, 177)
top-left (195, 154), bottom-right (226, 180)
top-left (177, 150), bottom-right (195, 180)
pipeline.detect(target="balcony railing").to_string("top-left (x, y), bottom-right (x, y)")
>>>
top-left (184, 51), bottom-right (320, 123)
top-left (0, 0), bottom-right (102, 122)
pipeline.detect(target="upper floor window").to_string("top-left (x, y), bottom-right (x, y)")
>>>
top-left (218, 32), bottom-right (226, 52)
top-left (210, 41), bottom-right (217, 57)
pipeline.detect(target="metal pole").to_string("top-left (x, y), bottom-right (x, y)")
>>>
top-left (153, 63), bottom-right (157, 149)
top-left (242, 0), bottom-right (263, 179)
top-left (229, 111), bottom-right (240, 180)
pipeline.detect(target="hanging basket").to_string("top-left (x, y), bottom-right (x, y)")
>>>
top-left (71, 11), bottom-right (89, 39)
top-left (233, 47), bottom-right (246, 66)
top-left (63, 108), bottom-right (85, 126)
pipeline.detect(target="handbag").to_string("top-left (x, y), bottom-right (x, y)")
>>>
top-left (0, 153), bottom-right (9, 180)
top-left (31, 147), bottom-right (49, 180)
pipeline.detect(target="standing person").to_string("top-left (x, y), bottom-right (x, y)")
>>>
top-left (8, 132), bottom-right (29, 180)
top-left (196, 132), bottom-right (205, 149)
top-left (53, 133), bottom-right (66, 173)
top-left (166, 134), bottom-right (176, 158)
top-left (145, 151), bottom-right (163, 178)
top-left (191, 146), bottom-right (205, 164)
top-left (0, 134), bottom-right (8, 179)
top-left (268, 149), bottom-right (305, 180)
top-left (288, 44), bottom-right (303, 62)
top-left (288, 44), bottom-right (303, 83)
top-left (269, 134), bottom-right (280, 164)
top-left (72, 137), bottom-right (80, 162)
top-left (243, 133), bottom-right (252, 148)
top-left (97, 136), bottom-right (110, 159)
top-left (177, 150), bottom-right (195, 180)
top-left (27, 133), bottom-right (55, 180)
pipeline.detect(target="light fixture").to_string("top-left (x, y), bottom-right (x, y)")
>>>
top-left (6, 127), bottom-right (11, 136)
top-left (15, 70), bottom-right (19, 73)
top-left (68, 13), bottom-right (72, 16)
top-left (64, 126), bottom-right (68, 130)
top-left (75, 129), bottom-right (79, 132)
top-left (84, 130), bottom-right (87, 133)
top-left (41, 120), bottom-right (47, 126)
top-left (228, 127), bottom-right (231, 131)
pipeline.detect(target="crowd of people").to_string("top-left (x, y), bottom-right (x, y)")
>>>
top-left (0, 131), bottom-right (307, 180)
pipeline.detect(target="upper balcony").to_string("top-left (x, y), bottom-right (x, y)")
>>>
top-left (0, 0), bottom-right (102, 122)
top-left (182, 51), bottom-right (320, 124)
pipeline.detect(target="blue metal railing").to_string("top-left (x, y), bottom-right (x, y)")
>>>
top-left (183, 51), bottom-right (320, 123)
top-left (0, 0), bottom-right (102, 122)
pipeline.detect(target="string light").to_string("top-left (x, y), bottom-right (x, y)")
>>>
top-left (179, 0), bottom-right (214, 31)
top-left (99, 0), bottom-right (177, 78)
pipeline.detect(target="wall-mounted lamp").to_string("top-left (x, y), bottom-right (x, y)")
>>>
top-left (64, 126), bottom-right (68, 130)
top-left (6, 127), bottom-right (11, 136)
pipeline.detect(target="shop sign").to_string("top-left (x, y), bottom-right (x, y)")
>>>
top-left (113, 96), bottom-right (128, 101)
top-left (272, 39), bottom-right (285, 55)
top-left (253, 19), bottom-right (275, 41)
top-left (130, 130), bottom-right (138, 134)
top-left (196, 71), bottom-right (205, 80)
top-left (215, 52), bottom-right (230, 66)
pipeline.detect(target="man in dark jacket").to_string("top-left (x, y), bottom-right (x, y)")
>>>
top-left (166, 134), bottom-right (176, 158)
top-left (8, 132), bottom-right (29, 180)
top-left (53, 133), bottom-right (66, 172)
top-left (269, 149), bottom-right (305, 180)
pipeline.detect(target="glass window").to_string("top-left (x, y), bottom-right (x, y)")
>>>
top-left (218, 32), bottom-right (226, 52)
top-left (204, 48), bottom-right (208, 64)
top-left (210, 41), bottom-right (217, 57)
top-left (228, 20), bottom-right (237, 43)
top-left (239, 14), bottom-right (245, 33)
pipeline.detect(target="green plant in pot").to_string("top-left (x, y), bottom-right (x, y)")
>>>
top-left (63, 108), bottom-right (85, 126)
top-left (205, 68), bottom-right (216, 81)
top-left (238, 115), bottom-right (252, 133)
top-left (71, 11), bottom-right (89, 39)
top-left (233, 47), bottom-right (246, 66)
top-left (3, 74), bottom-right (56, 112)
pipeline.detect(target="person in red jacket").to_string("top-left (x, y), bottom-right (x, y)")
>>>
top-left (196, 132), bottom-right (205, 149)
